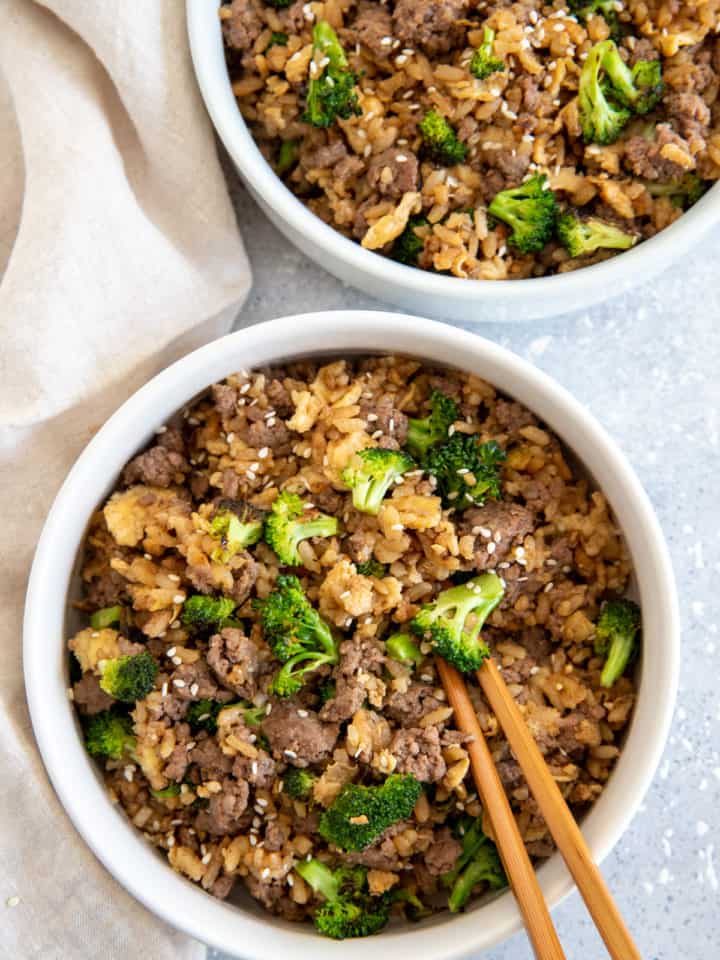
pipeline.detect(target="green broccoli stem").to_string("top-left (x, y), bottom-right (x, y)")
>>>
top-left (90, 606), bottom-right (122, 629)
top-left (313, 18), bottom-right (348, 68)
top-left (448, 859), bottom-right (488, 912)
top-left (295, 859), bottom-right (340, 901)
top-left (600, 633), bottom-right (635, 687)
top-left (385, 632), bottom-right (423, 666)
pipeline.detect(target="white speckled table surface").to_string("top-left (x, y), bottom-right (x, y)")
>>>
top-left (211, 161), bottom-right (719, 960)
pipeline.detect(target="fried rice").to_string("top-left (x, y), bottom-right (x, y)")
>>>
top-left (219, 0), bottom-right (719, 280)
top-left (68, 355), bottom-right (637, 929)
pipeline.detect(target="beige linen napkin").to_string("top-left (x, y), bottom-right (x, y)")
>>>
top-left (0, 0), bottom-right (251, 956)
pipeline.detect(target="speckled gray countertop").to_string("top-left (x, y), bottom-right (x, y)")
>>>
top-left (211, 166), bottom-right (719, 960)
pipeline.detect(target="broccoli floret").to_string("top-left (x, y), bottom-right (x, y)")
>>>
top-left (569, 0), bottom-right (623, 40)
top-left (470, 27), bottom-right (505, 81)
top-left (264, 490), bottom-right (339, 566)
top-left (241, 703), bottom-right (267, 727)
top-left (185, 698), bottom-right (223, 734)
top-left (355, 558), bottom-right (387, 578)
top-left (578, 40), bottom-right (630, 144)
top-left (295, 860), bottom-right (390, 939)
top-left (603, 45), bottom-right (663, 114)
top-left (284, 767), bottom-right (317, 800)
top-left (276, 139), bottom-right (299, 174)
top-left (181, 595), bottom-right (236, 631)
top-left (319, 774), bottom-right (422, 851)
top-left (646, 173), bottom-right (709, 208)
top-left (419, 110), bottom-right (467, 166)
top-left (391, 886), bottom-right (433, 920)
top-left (267, 30), bottom-right (288, 48)
top-left (405, 390), bottom-right (459, 463)
top-left (488, 174), bottom-right (558, 253)
top-left (442, 817), bottom-right (506, 912)
top-left (424, 435), bottom-right (506, 511)
top-left (98, 652), bottom-right (158, 703)
top-left (186, 698), bottom-right (264, 732)
top-left (256, 574), bottom-right (338, 696)
top-left (411, 573), bottom-right (504, 673)
top-left (84, 710), bottom-right (135, 759)
top-left (90, 605), bottom-right (122, 629)
top-left (557, 213), bottom-right (636, 257)
top-left (304, 21), bottom-right (361, 128)
top-left (342, 448), bottom-right (415, 515)
top-left (151, 782), bottom-right (181, 799)
top-left (209, 500), bottom-right (264, 561)
top-left (579, 41), bottom-right (661, 144)
top-left (594, 599), bottom-right (641, 687)
top-left (390, 215), bottom-right (429, 266)
top-left (385, 632), bottom-right (423, 667)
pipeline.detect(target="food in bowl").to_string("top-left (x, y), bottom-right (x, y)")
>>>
top-left (68, 355), bottom-right (641, 937)
top-left (219, 0), bottom-right (718, 281)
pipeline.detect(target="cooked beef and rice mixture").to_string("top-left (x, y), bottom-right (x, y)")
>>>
top-left (220, 0), bottom-right (719, 279)
top-left (69, 357), bottom-right (640, 936)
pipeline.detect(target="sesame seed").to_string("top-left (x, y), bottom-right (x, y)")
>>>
top-left (297, 709), bottom-right (309, 718)
top-left (258, 447), bottom-right (269, 459)
top-left (173, 679), bottom-right (186, 688)
top-left (256, 797), bottom-right (268, 807)
top-left (161, 682), bottom-right (169, 697)
top-left (201, 853), bottom-right (212, 865)
top-left (240, 382), bottom-right (251, 394)
top-left (173, 594), bottom-right (185, 605)
top-left (249, 834), bottom-right (257, 846)
top-left (261, 867), bottom-right (271, 880)
top-left (6, 896), bottom-right (20, 908)
top-left (366, 412), bottom-right (378, 421)
top-left (190, 683), bottom-right (199, 697)
top-left (544, 582), bottom-right (555, 593)
top-left (487, 542), bottom-right (496, 555)
top-left (172, 656), bottom-right (182, 666)
top-left (284, 749), bottom-right (297, 759)
top-left (251, 761), bottom-right (258, 775)
top-left (167, 573), bottom-right (180, 583)
top-left (167, 647), bottom-right (177, 657)
top-left (380, 36), bottom-right (393, 46)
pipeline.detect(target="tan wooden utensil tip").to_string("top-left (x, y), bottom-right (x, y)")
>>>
top-left (436, 657), bottom-right (566, 960)
top-left (477, 658), bottom-right (641, 960)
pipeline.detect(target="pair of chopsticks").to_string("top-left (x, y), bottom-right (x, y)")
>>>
top-left (437, 655), bottom-right (640, 960)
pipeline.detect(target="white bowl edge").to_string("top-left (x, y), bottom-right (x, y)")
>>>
top-left (186, 0), bottom-right (720, 324)
top-left (24, 312), bottom-right (679, 959)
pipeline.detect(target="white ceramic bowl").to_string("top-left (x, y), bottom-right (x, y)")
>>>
top-left (25, 312), bottom-right (678, 959)
top-left (186, 1), bottom-right (720, 324)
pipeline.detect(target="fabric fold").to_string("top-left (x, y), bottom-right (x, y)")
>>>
top-left (0, 0), bottom-right (250, 956)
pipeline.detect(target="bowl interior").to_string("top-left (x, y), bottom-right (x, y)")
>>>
top-left (25, 313), bottom-right (679, 959)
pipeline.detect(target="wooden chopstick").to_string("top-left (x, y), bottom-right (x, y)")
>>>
top-left (435, 657), bottom-right (567, 960)
top-left (477, 658), bottom-right (641, 960)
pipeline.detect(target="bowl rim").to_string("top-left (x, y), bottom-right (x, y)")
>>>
top-left (24, 312), bottom-right (679, 960)
top-left (186, 0), bottom-right (720, 308)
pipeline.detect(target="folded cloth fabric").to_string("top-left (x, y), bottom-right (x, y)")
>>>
top-left (0, 1), bottom-right (250, 956)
